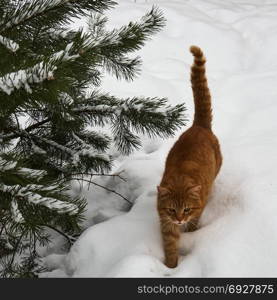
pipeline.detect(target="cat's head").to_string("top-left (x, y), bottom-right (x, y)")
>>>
top-left (157, 185), bottom-right (202, 225)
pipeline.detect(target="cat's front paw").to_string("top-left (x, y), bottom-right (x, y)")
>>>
top-left (165, 257), bottom-right (178, 268)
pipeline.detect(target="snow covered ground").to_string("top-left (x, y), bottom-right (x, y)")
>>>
top-left (41, 0), bottom-right (277, 277)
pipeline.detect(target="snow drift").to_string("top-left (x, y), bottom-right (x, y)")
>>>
top-left (41, 0), bottom-right (277, 277)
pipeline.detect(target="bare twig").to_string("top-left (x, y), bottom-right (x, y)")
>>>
top-left (71, 177), bottom-right (132, 205)
top-left (40, 224), bottom-right (76, 245)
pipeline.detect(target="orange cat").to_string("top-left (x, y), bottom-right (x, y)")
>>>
top-left (157, 46), bottom-right (222, 268)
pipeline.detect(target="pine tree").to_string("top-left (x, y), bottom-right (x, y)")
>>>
top-left (0, 0), bottom-right (186, 277)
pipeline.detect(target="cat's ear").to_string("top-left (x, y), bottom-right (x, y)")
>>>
top-left (188, 185), bottom-right (201, 196)
top-left (157, 186), bottom-right (170, 197)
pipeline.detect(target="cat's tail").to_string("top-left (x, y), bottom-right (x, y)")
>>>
top-left (190, 45), bottom-right (212, 129)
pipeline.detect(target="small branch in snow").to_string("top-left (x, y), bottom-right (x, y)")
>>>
top-left (71, 177), bottom-right (132, 205)
top-left (40, 224), bottom-right (76, 245)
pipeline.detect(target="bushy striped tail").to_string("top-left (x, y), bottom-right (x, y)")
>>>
top-left (190, 45), bottom-right (212, 129)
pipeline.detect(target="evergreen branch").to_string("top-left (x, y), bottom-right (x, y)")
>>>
top-left (0, 41), bottom-right (80, 96)
top-left (0, 184), bottom-right (79, 215)
top-left (0, 35), bottom-right (19, 52)
top-left (112, 122), bottom-right (141, 155)
top-left (71, 172), bottom-right (127, 182)
top-left (100, 55), bottom-right (141, 81)
top-left (7, 230), bottom-right (28, 269)
top-left (86, 6), bottom-right (166, 56)
top-left (34, 135), bottom-right (74, 156)
top-left (0, 0), bottom-right (116, 33)
top-left (0, 118), bottom-right (51, 140)
top-left (1, 0), bottom-right (67, 32)
top-left (0, 61), bottom-right (56, 95)
top-left (10, 200), bottom-right (24, 224)
top-left (33, 135), bottom-right (110, 168)
top-left (17, 168), bottom-right (46, 180)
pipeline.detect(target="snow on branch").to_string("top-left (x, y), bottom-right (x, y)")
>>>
top-left (73, 96), bottom-right (170, 116)
top-left (0, 42), bottom-right (79, 95)
top-left (0, 156), bottom-right (47, 181)
top-left (87, 13), bottom-right (107, 38)
top-left (44, 28), bottom-right (73, 40)
top-left (51, 42), bottom-right (79, 62)
top-left (72, 104), bottom-right (113, 114)
top-left (0, 7), bottom-right (164, 96)
top-left (0, 35), bottom-right (19, 52)
top-left (35, 134), bottom-right (110, 167)
top-left (0, 157), bottom-right (17, 171)
top-left (84, 6), bottom-right (165, 53)
top-left (19, 191), bottom-right (78, 215)
top-left (0, 0), bottom-right (68, 32)
top-left (11, 200), bottom-right (24, 224)
top-left (71, 133), bottom-right (110, 166)
top-left (140, 6), bottom-right (165, 33)
top-left (30, 140), bottom-right (47, 155)
top-left (1, 184), bottom-right (78, 215)
top-left (0, 61), bottom-right (56, 95)
top-left (17, 167), bottom-right (47, 180)
top-left (35, 136), bottom-right (74, 155)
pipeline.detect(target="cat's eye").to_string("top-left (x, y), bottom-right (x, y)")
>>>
top-left (167, 208), bottom-right (175, 213)
top-left (184, 208), bottom-right (191, 213)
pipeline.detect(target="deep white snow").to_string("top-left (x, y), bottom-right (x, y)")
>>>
top-left (41, 0), bottom-right (277, 277)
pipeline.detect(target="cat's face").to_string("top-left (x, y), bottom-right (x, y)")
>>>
top-left (157, 185), bottom-right (202, 225)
